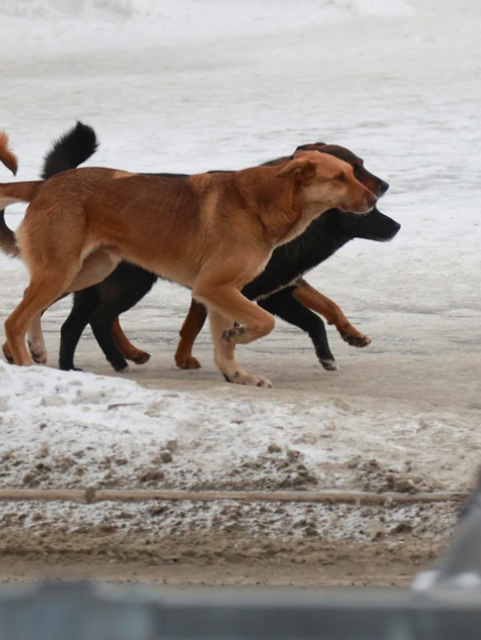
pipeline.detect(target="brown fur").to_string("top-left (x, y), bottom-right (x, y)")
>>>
top-left (172, 279), bottom-right (373, 371)
top-left (0, 135), bottom-right (377, 386)
top-left (175, 298), bottom-right (208, 369)
top-left (293, 279), bottom-right (371, 347)
top-left (111, 317), bottom-right (151, 365)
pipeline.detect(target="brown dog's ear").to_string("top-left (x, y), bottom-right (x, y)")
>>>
top-left (274, 157), bottom-right (317, 183)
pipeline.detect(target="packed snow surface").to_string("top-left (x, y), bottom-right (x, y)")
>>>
top-left (0, 0), bottom-right (481, 505)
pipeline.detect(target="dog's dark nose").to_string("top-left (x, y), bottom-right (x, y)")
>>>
top-left (379, 179), bottom-right (389, 195)
top-left (386, 220), bottom-right (401, 239)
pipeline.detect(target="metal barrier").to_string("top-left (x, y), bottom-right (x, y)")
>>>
top-left (0, 580), bottom-right (481, 640)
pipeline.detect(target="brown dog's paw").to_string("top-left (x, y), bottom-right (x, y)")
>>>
top-left (129, 350), bottom-right (151, 365)
top-left (28, 343), bottom-right (47, 365)
top-left (2, 342), bottom-right (13, 364)
top-left (228, 371), bottom-right (272, 388)
top-left (178, 355), bottom-right (202, 370)
top-left (31, 352), bottom-right (47, 365)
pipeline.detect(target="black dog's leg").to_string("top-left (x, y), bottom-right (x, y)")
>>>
top-left (257, 287), bottom-right (337, 371)
top-left (60, 287), bottom-right (101, 371)
top-left (89, 311), bottom-right (131, 372)
top-left (88, 265), bottom-right (158, 372)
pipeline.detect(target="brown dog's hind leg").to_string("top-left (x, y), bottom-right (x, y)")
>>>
top-left (3, 292), bottom-right (84, 366)
top-left (26, 313), bottom-right (47, 364)
top-left (4, 298), bottom-right (47, 365)
top-left (5, 266), bottom-right (80, 366)
top-left (26, 294), bottom-right (69, 365)
top-left (5, 249), bottom-right (123, 366)
top-left (174, 299), bottom-right (207, 369)
top-left (111, 317), bottom-right (151, 365)
top-left (294, 279), bottom-right (371, 348)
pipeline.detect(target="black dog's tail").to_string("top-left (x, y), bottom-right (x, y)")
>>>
top-left (41, 120), bottom-right (99, 179)
top-left (0, 121), bottom-right (100, 258)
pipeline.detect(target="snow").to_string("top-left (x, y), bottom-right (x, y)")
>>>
top-left (0, 0), bottom-right (417, 53)
top-left (1, 0), bottom-right (481, 512)
top-left (0, 357), bottom-right (476, 495)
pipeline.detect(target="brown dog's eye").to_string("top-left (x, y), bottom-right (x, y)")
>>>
top-left (335, 173), bottom-right (346, 182)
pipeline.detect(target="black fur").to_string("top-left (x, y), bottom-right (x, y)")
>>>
top-left (41, 121), bottom-right (99, 180)
top-left (39, 123), bottom-right (400, 372)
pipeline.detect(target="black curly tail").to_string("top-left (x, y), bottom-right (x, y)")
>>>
top-left (41, 120), bottom-right (99, 179)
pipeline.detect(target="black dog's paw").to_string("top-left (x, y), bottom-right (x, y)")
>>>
top-left (319, 358), bottom-right (339, 371)
top-left (115, 364), bottom-right (130, 374)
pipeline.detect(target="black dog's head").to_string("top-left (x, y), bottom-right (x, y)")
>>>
top-left (295, 142), bottom-right (389, 199)
top-left (332, 207), bottom-right (401, 242)
top-left (294, 142), bottom-right (398, 242)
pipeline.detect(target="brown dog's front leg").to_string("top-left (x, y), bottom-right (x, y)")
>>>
top-left (293, 279), bottom-right (371, 348)
top-left (193, 273), bottom-right (275, 387)
top-left (111, 317), bottom-right (151, 365)
top-left (208, 310), bottom-right (272, 388)
top-left (174, 299), bottom-right (208, 369)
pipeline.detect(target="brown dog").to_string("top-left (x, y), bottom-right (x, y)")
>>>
top-left (0, 134), bottom-right (377, 386)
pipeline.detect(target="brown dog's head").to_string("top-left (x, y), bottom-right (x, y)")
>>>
top-left (275, 151), bottom-right (377, 215)
top-left (295, 142), bottom-right (389, 198)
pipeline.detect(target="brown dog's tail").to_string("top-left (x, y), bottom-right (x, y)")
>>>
top-left (0, 131), bottom-right (42, 258)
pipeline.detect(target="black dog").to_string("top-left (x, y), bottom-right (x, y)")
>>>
top-left (0, 123), bottom-right (400, 372)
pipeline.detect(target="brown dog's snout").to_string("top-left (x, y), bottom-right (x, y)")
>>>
top-left (348, 188), bottom-right (378, 214)
top-left (359, 172), bottom-right (389, 199)
top-left (366, 190), bottom-right (377, 209)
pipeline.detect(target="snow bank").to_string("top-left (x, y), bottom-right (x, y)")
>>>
top-left (0, 360), bottom-right (478, 494)
top-left (0, 360), bottom-right (332, 490)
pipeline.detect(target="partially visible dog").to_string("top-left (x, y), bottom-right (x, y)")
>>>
top-left (0, 131), bottom-right (377, 386)
top-left (0, 124), bottom-right (398, 373)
